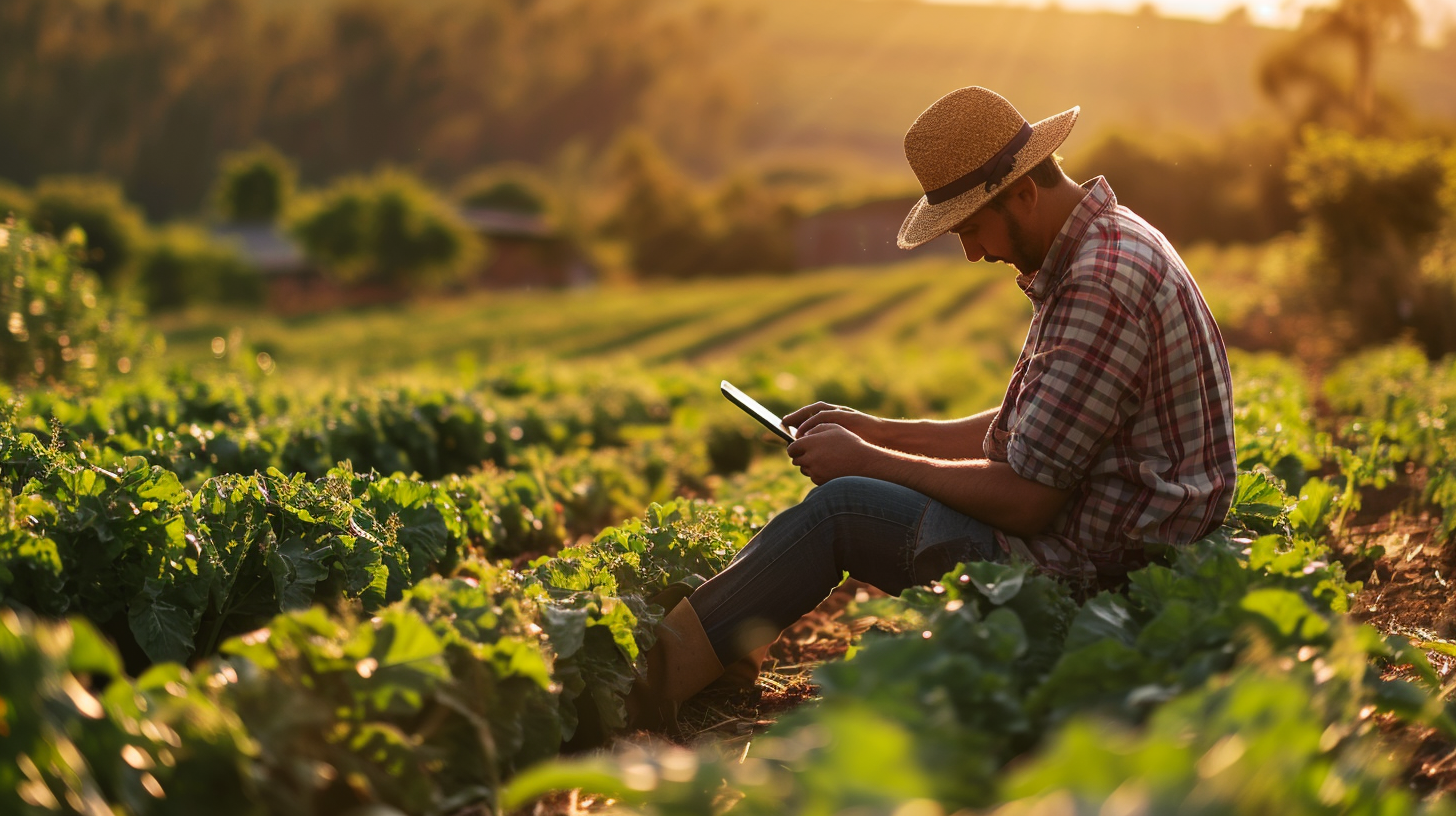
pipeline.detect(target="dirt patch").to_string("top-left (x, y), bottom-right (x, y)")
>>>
top-left (1337, 480), bottom-right (1456, 800)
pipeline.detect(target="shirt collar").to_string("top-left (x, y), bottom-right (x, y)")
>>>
top-left (1016, 176), bottom-right (1117, 303)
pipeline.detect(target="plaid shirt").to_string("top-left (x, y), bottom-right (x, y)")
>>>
top-left (983, 176), bottom-right (1236, 586)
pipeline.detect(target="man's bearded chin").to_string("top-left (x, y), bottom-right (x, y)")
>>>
top-left (996, 209), bottom-right (1044, 275)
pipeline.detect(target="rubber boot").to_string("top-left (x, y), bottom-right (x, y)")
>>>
top-left (713, 644), bottom-right (771, 691)
top-left (623, 598), bottom-right (725, 732)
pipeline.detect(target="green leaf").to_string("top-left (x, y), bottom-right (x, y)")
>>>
top-left (501, 758), bottom-right (639, 812)
top-left (1288, 478), bottom-right (1339, 536)
top-left (962, 560), bottom-right (1028, 605)
top-left (1228, 470), bottom-right (1289, 533)
top-left (128, 593), bottom-right (196, 664)
top-left (65, 617), bottom-right (123, 677)
top-left (541, 605), bottom-right (589, 660)
top-left (1239, 588), bottom-right (1329, 641)
top-left (1063, 593), bottom-right (1138, 651)
top-left (266, 537), bottom-right (333, 611)
top-left (486, 636), bottom-right (554, 690)
top-left (589, 597), bottom-right (641, 662)
top-left (376, 608), bottom-right (446, 669)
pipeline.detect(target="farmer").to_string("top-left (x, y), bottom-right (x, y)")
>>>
top-left (626, 86), bottom-right (1237, 728)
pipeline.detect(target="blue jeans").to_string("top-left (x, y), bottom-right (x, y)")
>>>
top-left (690, 476), bottom-right (1005, 665)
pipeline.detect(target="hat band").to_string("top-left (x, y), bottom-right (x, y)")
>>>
top-left (924, 121), bottom-right (1034, 205)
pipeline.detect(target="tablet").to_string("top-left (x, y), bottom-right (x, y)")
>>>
top-left (720, 380), bottom-right (795, 444)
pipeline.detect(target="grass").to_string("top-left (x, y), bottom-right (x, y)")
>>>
top-left (156, 259), bottom-right (1024, 379)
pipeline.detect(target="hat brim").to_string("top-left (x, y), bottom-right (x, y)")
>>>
top-left (897, 106), bottom-right (1080, 250)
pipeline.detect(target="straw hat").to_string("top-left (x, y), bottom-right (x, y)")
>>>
top-left (897, 87), bottom-right (1080, 249)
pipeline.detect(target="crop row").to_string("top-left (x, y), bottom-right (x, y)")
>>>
top-left (6, 348), bottom-right (1456, 814)
top-left (509, 470), bottom-right (1456, 815)
top-left (7, 463), bottom-right (1455, 816)
top-left (0, 413), bottom-right (750, 673)
top-left (1, 496), bottom-right (758, 816)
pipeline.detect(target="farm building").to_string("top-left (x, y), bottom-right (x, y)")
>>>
top-left (211, 224), bottom-right (401, 315)
top-left (794, 197), bottom-right (963, 269)
top-left (458, 207), bottom-right (595, 289)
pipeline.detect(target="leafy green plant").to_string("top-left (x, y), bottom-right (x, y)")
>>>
top-left (0, 223), bottom-right (143, 386)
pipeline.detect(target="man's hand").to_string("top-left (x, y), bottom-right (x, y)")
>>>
top-left (786, 423), bottom-right (881, 486)
top-left (784, 402), bottom-right (884, 444)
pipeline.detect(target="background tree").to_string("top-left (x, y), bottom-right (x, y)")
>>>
top-left (0, 0), bottom-right (747, 218)
top-left (603, 134), bottom-right (714, 279)
top-left (213, 145), bottom-right (296, 224)
top-left (290, 170), bottom-right (482, 288)
top-left (1066, 128), bottom-right (1299, 245)
top-left (1259, 0), bottom-right (1419, 135)
top-left (29, 177), bottom-right (148, 286)
top-left (455, 166), bottom-right (554, 217)
top-left (1283, 128), bottom-right (1452, 351)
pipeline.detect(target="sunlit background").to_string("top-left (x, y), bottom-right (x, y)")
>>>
top-left (935, 0), bottom-right (1456, 36)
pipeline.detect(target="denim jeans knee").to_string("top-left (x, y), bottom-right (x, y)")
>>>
top-left (910, 499), bottom-right (1004, 585)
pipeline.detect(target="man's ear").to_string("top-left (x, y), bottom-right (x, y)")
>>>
top-left (1008, 174), bottom-right (1039, 213)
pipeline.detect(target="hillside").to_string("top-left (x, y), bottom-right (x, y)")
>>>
top-left (729, 0), bottom-right (1456, 169)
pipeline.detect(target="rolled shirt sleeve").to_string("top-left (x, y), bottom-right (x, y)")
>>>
top-left (978, 176), bottom-right (1236, 583)
top-left (997, 278), bottom-right (1149, 490)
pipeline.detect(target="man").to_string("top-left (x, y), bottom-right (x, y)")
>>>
top-left (626, 86), bottom-right (1237, 729)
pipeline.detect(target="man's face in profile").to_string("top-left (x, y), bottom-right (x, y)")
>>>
top-left (950, 200), bottom-right (1043, 276)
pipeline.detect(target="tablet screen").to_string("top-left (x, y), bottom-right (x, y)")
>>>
top-left (720, 380), bottom-right (795, 444)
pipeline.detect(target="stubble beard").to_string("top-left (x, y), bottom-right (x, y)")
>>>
top-left (982, 205), bottom-right (1044, 275)
top-left (1000, 210), bottom-right (1044, 276)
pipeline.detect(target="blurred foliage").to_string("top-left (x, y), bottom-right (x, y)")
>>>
top-left (0, 0), bottom-right (749, 218)
top-left (1066, 126), bottom-right (1300, 245)
top-left (29, 177), bottom-right (149, 286)
top-left (138, 225), bottom-right (263, 313)
top-left (0, 223), bottom-right (143, 386)
top-left (1285, 127), bottom-right (1454, 352)
top-left (213, 145), bottom-right (296, 225)
top-left (456, 166), bottom-right (553, 217)
top-left (0, 179), bottom-right (30, 220)
top-left (289, 170), bottom-right (483, 288)
top-left (1260, 0), bottom-right (1419, 135)
top-left (605, 134), bottom-right (796, 278)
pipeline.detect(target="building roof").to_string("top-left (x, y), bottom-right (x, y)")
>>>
top-left (459, 207), bottom-right (555, 239)
top-left (211, 223), bottom-right (307, 274)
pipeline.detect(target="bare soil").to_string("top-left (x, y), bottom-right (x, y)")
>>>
top-left (1342, 486), bottom-right (1456, 800)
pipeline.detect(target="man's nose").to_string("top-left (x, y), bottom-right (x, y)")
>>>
top-left (957, 232), bottom-right (984, 263)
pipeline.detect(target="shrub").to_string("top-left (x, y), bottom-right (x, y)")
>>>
top-left (1065, 127), bottom-right (1298, 245)
top-left (0, 222), bottom-right (142, 385)
top-left (212, 143), bottom-right (296, 224)
top-left (0, 179), bottom-right (29, 220)
top-left (1285, 127), bottom-right (1451, 351)
top-left (704, 175), bottom-right (796, 275)
top-left (28, 176), bottom-right (149, 286)
top-left (605, 134), bottom-right (797, 278)
top-left (137, 225), bottom-right (264, 312)
top-left (605, 133), bottom-right (715, 279)
top-left (456, 166), bottom-right (553, 216)
top-left (289, 170), bottom-right (483, 288)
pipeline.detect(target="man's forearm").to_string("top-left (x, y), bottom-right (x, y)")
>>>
top-left (862, 447), bottom-right (1068, 538)
top-left (871, 408), bottom-right (998, 460)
